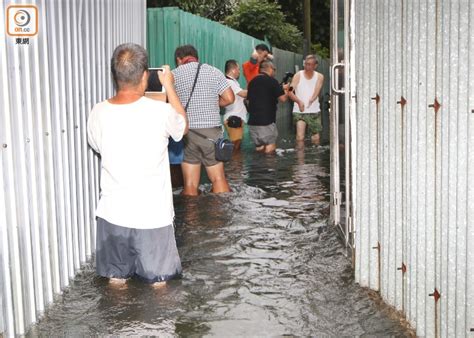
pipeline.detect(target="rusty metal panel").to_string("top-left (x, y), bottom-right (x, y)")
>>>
top-left (377, 0), bottom-right (405, 313)
top-left (466, 1), bottom-right (474, 336)
top-left (0, 0), bottom-right (146, 336)
top-left (351, 0), bottom-right (473, 336)
top-left (353, 0), bottom-right (379, 291)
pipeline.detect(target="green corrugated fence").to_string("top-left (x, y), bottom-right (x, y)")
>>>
top-left (147, 7), bottom-right (303, 89)
top-left (146, 7), bottom-right (333, 142)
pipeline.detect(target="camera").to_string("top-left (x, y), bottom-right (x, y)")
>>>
top-left (281, 71), bottom-right (294, 91)
top-left (146, 67), bottom-right (166, 93)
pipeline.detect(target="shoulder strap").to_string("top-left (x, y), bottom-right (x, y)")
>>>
top-left (184, 63), bottom-right (202, 111)
top-left (188, 128), bottom-right (215, 142)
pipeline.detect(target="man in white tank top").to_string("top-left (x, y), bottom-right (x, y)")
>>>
top-left (288, 55), bottom-right (324, 144)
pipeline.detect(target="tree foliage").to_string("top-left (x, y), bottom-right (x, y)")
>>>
top-left (147, 0), bottom-right (237, 22)
top-left (277, 0), bottom-right (331, 55)
top-left (224, 0), bottom-right (303, 53)
top-left (147, 0), bottom-right (330, 56)
top-left (312, 42), bottom-right (330, 59)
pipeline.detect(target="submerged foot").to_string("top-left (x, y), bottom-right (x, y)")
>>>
top-left (108, 277), bottom-right (127, 285)
top-left (151, 281), bottom-right (167, 289)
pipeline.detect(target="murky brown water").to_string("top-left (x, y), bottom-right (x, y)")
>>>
top-left (28, 123), bottom-right (412, 336)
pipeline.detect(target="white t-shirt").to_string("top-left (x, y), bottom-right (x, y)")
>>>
top-left (223, 77), bottom-right (248, 122)
top-left (292, 71), bottom-right (321, 114)
top-left (87, 96), bottom-right (185, 229)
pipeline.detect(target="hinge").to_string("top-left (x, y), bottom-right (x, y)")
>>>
top-left (333, 192), bottom-right (341, 206)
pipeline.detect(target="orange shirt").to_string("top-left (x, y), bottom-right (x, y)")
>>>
top-left (242, 60), bottom-right (260, 86)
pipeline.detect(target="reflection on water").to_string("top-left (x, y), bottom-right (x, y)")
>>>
top-left (28, 126), bottom-right (412, 336)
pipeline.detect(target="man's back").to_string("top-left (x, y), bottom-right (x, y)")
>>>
top-left (247, 74), bottom-right (284, 126)
top-left (87, 97), bottom-right (185, 229)
top-left (172, 62), bottom-right (229, 129)
top-left (242, 60), bottom-right (260, 85)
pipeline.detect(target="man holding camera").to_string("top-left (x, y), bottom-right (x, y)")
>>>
top-left (223, 59), bottom-right (247, 151)
top-left (242, 43), bottom-right (273, 85)
top-left (288, 54), bottom-right (324, 144)
top-left (87, 43), bottom-right (186, 286)
top-left (172, 45), bottom-right (234, 196)
top-left (247, 60), bottom-right (289, 153)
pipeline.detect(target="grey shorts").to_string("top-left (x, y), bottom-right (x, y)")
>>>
top-left (96, 217), bottom-right (182, 283)
top-left (184, 127), bottom-right (222, 167)
top-left (248, 123), bottom-right (278, 146)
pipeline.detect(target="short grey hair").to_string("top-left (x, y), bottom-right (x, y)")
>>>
top-left (305, 54), bottom-right (318, 64)
top-left (260, 60), bottom-right (275, 72)
top-left (111, 43), bottom-right (148, 90)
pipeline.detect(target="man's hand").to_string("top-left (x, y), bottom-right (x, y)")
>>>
top-left (251, 49), bottom-right (259, 60)
top-left (157, 65), bottom-right (188, 134)
top-left (297, 100), bottom-right (305, 112)
top-left (157, 65), bottom-right (174, 89)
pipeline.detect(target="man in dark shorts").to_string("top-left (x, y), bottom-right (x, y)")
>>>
top-left (247, 60), bottom-right (289, 153)
top-left (87, 43), bottom-right (187, 286)
top-left (172, 45), bottom-right (235, 196)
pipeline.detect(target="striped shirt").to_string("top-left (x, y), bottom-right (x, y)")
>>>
top-left (172, 62), bottom-right (230, 129)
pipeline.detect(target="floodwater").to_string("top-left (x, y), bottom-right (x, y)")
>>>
top-left (28, 121), bottom-right (412, 336)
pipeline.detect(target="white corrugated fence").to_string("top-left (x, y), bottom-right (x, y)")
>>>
top-left (349, 0), bottom-right (474, 336)
top-left (0, 0), bottom-right (146, 336)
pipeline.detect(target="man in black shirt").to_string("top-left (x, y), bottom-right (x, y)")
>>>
top-left (247, 60), bottom-right (289, 153)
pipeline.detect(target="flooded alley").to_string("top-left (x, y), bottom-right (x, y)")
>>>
top-left (28, 127), bottom-right (411, 336)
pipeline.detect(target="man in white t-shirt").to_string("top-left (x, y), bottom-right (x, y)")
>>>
top-left (288, 54), bottom-right (324, 144)
top-left (87, 43), bottom-right (188, 286)
top-left (223, 59), bottom-right (248, 150)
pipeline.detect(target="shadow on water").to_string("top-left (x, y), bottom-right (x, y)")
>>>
top-left (28, 119), bottom-right (413, 336)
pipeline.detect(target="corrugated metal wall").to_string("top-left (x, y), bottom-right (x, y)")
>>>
top-left (0, 0), bottom-right (146, 336)
top-left (147, 7), bottom-right (304, 88)
top-left (147, 7), bottom-right (309, 140)
top-left (352, 0), bottom-right (474, 336)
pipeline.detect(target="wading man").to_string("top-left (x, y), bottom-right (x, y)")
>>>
top-left (223, 59), bottom-right (248, 151)
top-left (87, 43), bottom-right (187, 286)
top-left (242, 43), bottom-right (273, 85)
top-left (247, 60), bottom-right (289, 153)
top-left (288, 54), bottom-right (324, 144)
top-left (172, 45), bottom-right (234, 196)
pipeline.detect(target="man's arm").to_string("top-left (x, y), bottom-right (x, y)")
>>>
top-left (219, 87), bottom-right (235, 107)
top-left (308, 72), bottom-right (324, 107)
top-left (237, 89), bottom-right (248, 98)
top-left (278, 83), bottom-right (289, 103)
top-left (159, 66), bottom-right (188, 134)
top-left (287, 72), bottom-right (304, 111)
top-left (87, 111), bottom-right (100, 153)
